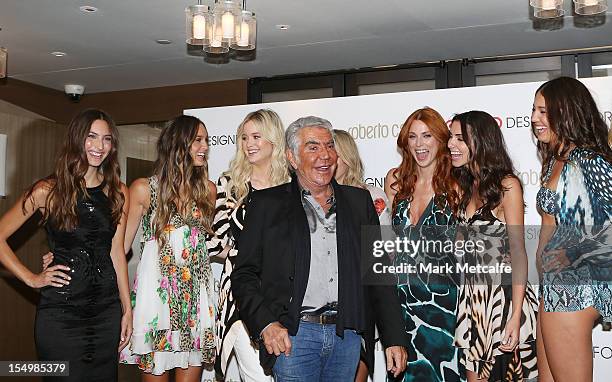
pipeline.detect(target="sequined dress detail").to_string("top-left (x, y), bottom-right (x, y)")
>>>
top-left (37, 182), bottom-right (121, 382)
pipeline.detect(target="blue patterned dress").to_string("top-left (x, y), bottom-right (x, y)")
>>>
top-left (390, 196), bottom-right (465, 382)
top-left (537, 148), bottom-right (612, 321)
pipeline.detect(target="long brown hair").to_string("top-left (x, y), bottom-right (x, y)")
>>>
top-left (451, 110), bottom-right (521, 213)
top-left (153, 115), bottom-right (214, 247)
top-left (391, 107), bottom-right (458, 214)
top-left (24, 108), bottom-right (124, 230)
top-left (534, 77), bottom-right (612, 180)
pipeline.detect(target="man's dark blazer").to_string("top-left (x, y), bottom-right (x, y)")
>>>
top-left (231, 175), bottom-right (408, 371)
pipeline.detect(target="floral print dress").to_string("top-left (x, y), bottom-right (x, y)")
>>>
top-left (120, 176), bottom-right (216, 375)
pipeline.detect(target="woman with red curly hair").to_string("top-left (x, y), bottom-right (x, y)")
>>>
top-left (384, 107), bottom-right (464, 381)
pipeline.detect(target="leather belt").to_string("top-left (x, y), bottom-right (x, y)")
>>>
top-left (300, 312), bottom-right (337, 325)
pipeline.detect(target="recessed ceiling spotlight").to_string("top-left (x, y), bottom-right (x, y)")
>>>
top-left (275, 24), bottom-right (290, 30)
top-left (155, 39), bottom-right (172, 45)
top-left (79, 5), bottom-right (98, 13)
top-left (51, 51), bottom-right (67, 57)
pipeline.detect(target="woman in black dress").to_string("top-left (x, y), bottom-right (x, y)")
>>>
top-left (0, 109), bottom-right (132, 381)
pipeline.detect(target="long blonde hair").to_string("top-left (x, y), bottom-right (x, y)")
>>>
top-left (224, 109), bottom-right (290, 202)
top-left (333, 129), bottom-right (366, 188)
top-left (153, 115), bottom-right (215, 247)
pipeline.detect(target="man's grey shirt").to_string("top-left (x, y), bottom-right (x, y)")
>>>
top-left (300, 187), bottom-right (339, 312)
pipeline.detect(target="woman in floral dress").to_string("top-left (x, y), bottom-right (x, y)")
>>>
top-left (120, 115), bottom-right (217, 382)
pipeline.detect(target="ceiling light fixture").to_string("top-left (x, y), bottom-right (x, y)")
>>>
top-left (574, 0), bottom-right (608, 15)
top-left (156, 39), bottom-right (173, 44)
top-left (530, 0), bottom-right (565, 18)
top-left (275, 24), bottom-right (290, 30)
top-left (50, 51), bottom-right (67, 57)
top-left (186, 0), bottom-right (256, 62)
top-left (79, 5), bottom-right (98, 13)
top-left (530, 0), bottom-right (607, 18)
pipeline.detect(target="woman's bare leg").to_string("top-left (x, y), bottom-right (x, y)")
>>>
top-left (175, 366), bottom-right (203, 382)
top-left (540, 307), bottom-right (599, 382)
top-left (536, 302), bottom-right (554, 382)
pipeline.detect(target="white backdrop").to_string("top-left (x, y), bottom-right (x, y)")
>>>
top-left (186, 76), bottom-right (612, 381)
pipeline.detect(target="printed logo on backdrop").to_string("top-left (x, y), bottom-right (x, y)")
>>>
top-left (593, 346), bottom-right (612, 360)
top-left (347, 123), bottom-right (404, 140)
top-left (342, 111), bottom-right (610, 141)
top-left (517, 169), bottom-right (540, 187)
top-left (601, 110), bottom-right (612, 124)
top-left (209, 134), bottom-right (237, 147)
top-left (365, 177), bottom-right (385, 189)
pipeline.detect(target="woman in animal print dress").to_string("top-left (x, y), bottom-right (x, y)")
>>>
top-left (448, 110), bottom-right (538, 382)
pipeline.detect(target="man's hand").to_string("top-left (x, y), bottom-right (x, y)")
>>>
top-left (385, 345), bottom-right (407, 378)
top-left (262, 321), bottom-right (292, 356)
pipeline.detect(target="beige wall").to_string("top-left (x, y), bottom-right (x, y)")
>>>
top-left (116, 123), bottom-right (160, 184)
top-left (0, 111), bottom-right (65, 375)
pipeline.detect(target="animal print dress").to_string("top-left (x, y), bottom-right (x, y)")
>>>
top-left (454, 207), bottom-right (538, 381)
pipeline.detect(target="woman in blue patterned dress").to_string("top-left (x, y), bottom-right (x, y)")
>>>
top-left (384, 107), bottom-right (464, 382)
top-left (531, 77), bottom-right (612, 382)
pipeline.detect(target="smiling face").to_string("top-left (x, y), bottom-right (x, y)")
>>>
top-left (288, 126), bottom-right (338, 191)
top-left (190, 124), bottom-right (209, 167)
top-left (447, 120), bottom-right (470, 168)
top-left (532, 91), bottom-right (556, 144)
top-left (241, 120), bottom-right (274, 166)
top-left (408, 119), bottom-right (439, 169)
top-left (84, 119), bottom-right (112, 168)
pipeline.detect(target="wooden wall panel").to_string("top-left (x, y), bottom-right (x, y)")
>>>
top-left (0, 78), bottom-right (248, 125)
top-left (0, 113), bottom-right (65, 382)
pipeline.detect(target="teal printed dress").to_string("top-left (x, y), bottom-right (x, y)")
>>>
top-left (390, 196), bottom-right (465, 382)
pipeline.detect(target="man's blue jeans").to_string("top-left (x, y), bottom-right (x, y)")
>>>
top-left (273, 321), bottom-right (361, 382)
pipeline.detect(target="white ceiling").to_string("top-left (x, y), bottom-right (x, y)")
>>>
top-left (1, 0), bottom-right (611, 93)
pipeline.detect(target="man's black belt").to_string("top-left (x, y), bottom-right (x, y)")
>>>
top-left (300, 311), bottom-right (337, 325)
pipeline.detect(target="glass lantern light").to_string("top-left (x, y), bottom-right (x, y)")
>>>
top-left (205, 15), bottom-right (230, 54)
top-left (231, 10), bottom-right (256, 51)
top-left (574, 0), bottom-right (608, 15)
top-left (185, 4), bottom-right (211, 46)
top-left (530, 0), bottom-right (565, 18)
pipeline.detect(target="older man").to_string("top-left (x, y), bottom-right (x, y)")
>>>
top-left (231, 116), bottom-right (407, 381)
